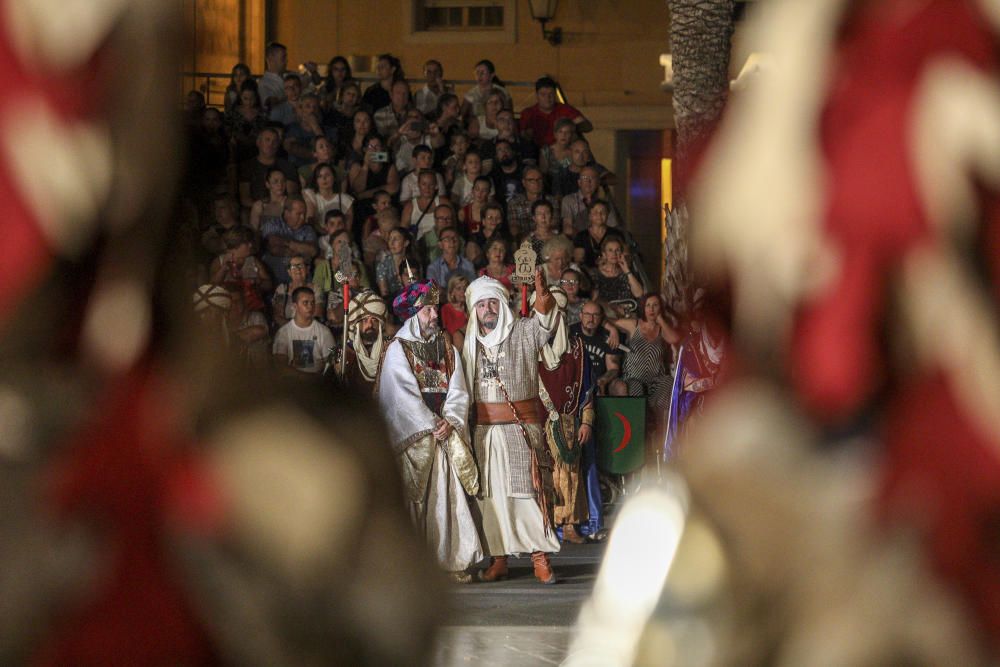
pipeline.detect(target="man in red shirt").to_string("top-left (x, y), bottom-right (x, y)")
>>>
top-left (519, 76), bottom-right (592, 148)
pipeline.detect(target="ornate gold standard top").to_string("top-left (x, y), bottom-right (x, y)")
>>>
top-left (513, 240), bottom-right (537, 284)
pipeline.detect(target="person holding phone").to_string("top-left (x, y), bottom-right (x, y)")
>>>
top-left (348, 134), bottom-right (399, 225)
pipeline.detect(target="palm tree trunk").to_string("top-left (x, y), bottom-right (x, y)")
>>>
top-left (664, 0), bottom-right (734, 318)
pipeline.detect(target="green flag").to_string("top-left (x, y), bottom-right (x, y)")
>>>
top-left (595, 397), bottom-right (646, 474)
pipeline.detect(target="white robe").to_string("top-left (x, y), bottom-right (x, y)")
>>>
top-left (470, 314), bottom-right (561, 557)
top-left (378, 318), bottom-right (483, 571)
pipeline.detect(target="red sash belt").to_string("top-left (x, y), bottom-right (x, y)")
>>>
top-left (475, 399), bottom-right (546, 425)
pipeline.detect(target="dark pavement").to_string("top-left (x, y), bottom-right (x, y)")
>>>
top-left (433, 541), bottom-right (606, 666)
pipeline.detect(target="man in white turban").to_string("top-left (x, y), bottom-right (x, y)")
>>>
top-left (340, 289), bottom-right (389, 395)
top-left (378, 280), bottom-right (482, 583)
top-left (463, 269), bottom-right (562, 584)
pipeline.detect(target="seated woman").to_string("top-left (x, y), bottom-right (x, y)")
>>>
top-left (303, 161), bottom-right (354, 232)
top-left (523, 199), bottom-right (563, 260)
top-left (463, 59), bottom-right (511, 118)
top-left (477, 237), bottom-right (515, 291)
top-left (249, 167), bottom-right (288, 234)
top-left (572, 199), bottom-right (619, 270)
top-left (468, 89), bottom-right (506, 143)
top-left (348, 134), bottom-right (400, 224)
top-left (328, 81), bottom-right (362, 138)
top-left (319, 55), bottom-right (354, 112)
top-left (588, 235), bottom-right (643, 318)
top-left (441, 273), bottom-right (470, 349)
top-left (297, 136), bottom-right (342, 191)
top-left (541, 235), bottom-right (575, 287)
top-left (224, 63), bottom-right (251, 114)
top-left (401, 169), bottom-right (449, 242)
top-left (341, 109), bottom-right (376, 171)
top-left (539, 118), bottom-right (575, 190)
top-left (458, 175), bottom-right (493, 238)
top-left (225, 80), bottom-right (267, 163)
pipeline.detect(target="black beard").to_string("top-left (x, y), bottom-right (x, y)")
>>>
top-left (499, 156), bottom-right (516, 167)
top-left (361, 329), bottom-right (379, 345)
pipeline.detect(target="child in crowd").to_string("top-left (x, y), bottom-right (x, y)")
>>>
top-left (442, 132), bottom-right (470, 189)
top-left (399, 145), bottom-right (446, 202)
top-left (360, 189), bottom-right (393, 247)
top-left (363, 206), bottom-right (400, 269)
top-left (450, 150), bottom-right (487, 206)
top-left (318, 209), bottom-right (360, 262)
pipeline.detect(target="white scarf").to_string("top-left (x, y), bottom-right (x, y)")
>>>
top-left (394, 314), bottom-right (432, 343)
top-left (462, 276), bottom-right (513, 391)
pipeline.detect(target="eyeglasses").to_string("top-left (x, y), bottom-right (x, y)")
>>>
top-left (289, 263), bottom-right (306, 269)
top-left (560, 279), bottom-right (579, 285)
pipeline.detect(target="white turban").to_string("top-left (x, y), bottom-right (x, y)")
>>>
top-left (347, 290), bottom-right (387, 381)
top-left (530, 286), bottom-right (568, 370)
top-left (192, 284), bottom-right (231, 313)
top-left (462, 276), bottom-right (514, 392)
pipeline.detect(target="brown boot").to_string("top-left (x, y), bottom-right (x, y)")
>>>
top-left (478, 556), bottom-right (509, 582)
top-left (562, 525), bottom-right (585, 544)
top-left (531, 551), bottom-right (557, 584)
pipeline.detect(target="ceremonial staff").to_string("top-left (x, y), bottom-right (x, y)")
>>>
top-left (334, 242), bottom-right (356, 381)
top-left (513, 240), bottom-right (537, 316)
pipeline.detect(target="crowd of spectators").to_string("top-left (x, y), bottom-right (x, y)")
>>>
top-left (183, 43), bottom-right (673, 419)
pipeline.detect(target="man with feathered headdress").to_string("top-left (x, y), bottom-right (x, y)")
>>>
top-left (378, 280), bottom-right (483, 583)
top-left (463, 269), bottom-right (562, 584)
top-left (340, 289), bottom-right (389, 394)
top-left (531, 287), bottom-right (595, 545)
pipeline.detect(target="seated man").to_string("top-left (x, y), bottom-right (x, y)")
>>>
top-left (519, 76), bottom-right (592, 149)
top-left (507, 167), bottom-right (558, 238)
top-left (426, 226), bottom-right (476, 287)
top-left (374, 79), bottom-right (414, 150)
top-left (272, 286), bottom-right (336, 376)
top-left (418, 203), bottom-right (458, 265)
top-left (261, 196), bottom-right (318, 283)
top-left (201, 195), bottom-right (248, 257)
top-left (552, 138), bottom-right (615, 200)
top-left (269, 73), bottom-right (302, 127)
top-left (561, 166), bottom-right (619, 235)
top-left (238, 127), bottom-right (299, 210)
